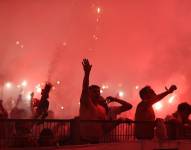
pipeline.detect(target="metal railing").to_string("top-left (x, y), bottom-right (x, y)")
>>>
top-left (0, 118), bottom-right (191, 147)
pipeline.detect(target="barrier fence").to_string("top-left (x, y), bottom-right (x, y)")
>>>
top-left (0, 118), bottom-right (190, 147)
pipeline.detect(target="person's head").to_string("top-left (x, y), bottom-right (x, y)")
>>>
top-left (139, 86), bottom-right (157, 101)
top-left (88, 85), bottom-right (101, 103)
top-left (177, 102), bottom-right (191, 120)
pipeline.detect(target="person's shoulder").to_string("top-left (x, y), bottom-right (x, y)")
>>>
top-left (137, 101), bottom-right (149, 110)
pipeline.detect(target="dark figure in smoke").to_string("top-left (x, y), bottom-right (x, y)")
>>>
top-left (0, 99), bottom-right (8, 119)
top-left (10, 94), bottom-right (29, 119)
top-left (166, 102), bottom-right (191, 139)
top-left (79, 59), bottom-right (107, 143)
top-left (33, 83), bottom-right (52, 119)
top-left (0, 100), bottom-right (8, 146)
top-left (134, 85), bottom-right (177, 139)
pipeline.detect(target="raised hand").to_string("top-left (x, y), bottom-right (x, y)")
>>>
top-left (82, 58), bottom-right (92, 74)
top-left (168, 85), bottom-right (177, 93)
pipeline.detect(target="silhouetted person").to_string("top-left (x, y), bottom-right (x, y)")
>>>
top-left (0, 99), bottom-right (8, 119)
top-left (10, 94), bottom-right (28, 119)
top-left (166, 102), bottom-right (191, 139)
top-left (135, 85), bottom-right (177, 139)
top-left (34, 83), bottom-right (52, 119)
top-left (0, 99), bottom-right (8, 146)
top-left (79, 59), bottom-right (107, 143)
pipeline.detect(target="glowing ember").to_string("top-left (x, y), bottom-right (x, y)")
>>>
top-left (16, 41), bottom-right (20, 45)
top-left (56, 81), bottom-right (61, 85)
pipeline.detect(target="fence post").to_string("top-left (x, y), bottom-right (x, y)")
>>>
top-left (70, 117), bottom-right (81, 145)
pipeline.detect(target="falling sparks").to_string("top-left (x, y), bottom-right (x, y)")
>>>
top-left (153, 102), bottom-right (163, 111)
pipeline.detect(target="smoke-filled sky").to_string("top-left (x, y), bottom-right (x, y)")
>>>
top-left (1, 0), bottom-right (191, 118)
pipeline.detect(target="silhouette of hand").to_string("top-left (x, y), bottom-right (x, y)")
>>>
top-left (106, 96), bottom-right (115, 103)
top-left (82, 59), bottom-right (92, 73)
top-left (168, 85), bottom-right (177, 93)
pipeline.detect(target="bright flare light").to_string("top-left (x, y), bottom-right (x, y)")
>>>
top-left (5, 82), bottom-right (12, 88)
top-left (118, 91), bottom-right (124, 97)
top-left (100, 89), bottom-right (103, 93)
top-left (61, 106), bottom-right (64, 110)
top-left (102, 84), bottom-right (109, 89)
top-left (26, 93), bottom-right (32, 101)
top-left (21, 80), bottom-right (27, 87)
top-left (36, 87), bottom-right (41, 93)
top-left (168, 95), bottom-right (176, 103)
top-left (153, 102), bottom-right (163, 111)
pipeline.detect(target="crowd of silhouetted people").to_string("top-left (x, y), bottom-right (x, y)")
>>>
top-left (0, 58), bottom-right (191, 147)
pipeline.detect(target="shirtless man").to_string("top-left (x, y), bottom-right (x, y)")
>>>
top-left (135, 85), bottom-right (177, 139)
top-left (79, 59), bottom-right (107, 143)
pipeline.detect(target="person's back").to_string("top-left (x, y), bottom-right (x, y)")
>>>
top-left (80, 93), bottom-right (107, 143)
top-left (135, 101), bottom-right (155, 139)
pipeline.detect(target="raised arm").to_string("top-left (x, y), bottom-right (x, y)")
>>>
top-left (106, 96), bottom-right (132, 114)
top-left (80, 59), bottom-right (92, 105)
top-left (149, 85), bottom-right (177, 105)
